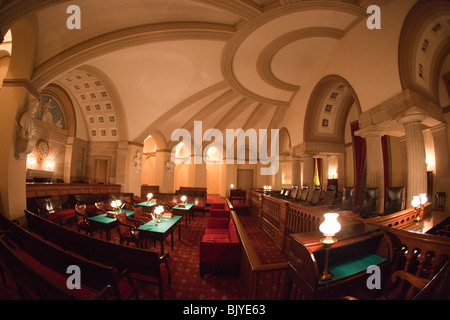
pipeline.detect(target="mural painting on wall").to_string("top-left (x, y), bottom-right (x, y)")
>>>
top-left (37, 95), bottom-right (66, 129)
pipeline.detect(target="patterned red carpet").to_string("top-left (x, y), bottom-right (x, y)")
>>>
top-left (1, 196), bottom-right (287, 300)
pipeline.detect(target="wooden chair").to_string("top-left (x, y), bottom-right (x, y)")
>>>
top-left (132, 206), bottom-right (152, 224)
top-left (116, 212), bottom-right (143, 247)
top-left (75, 204), bottom-right (95, 236)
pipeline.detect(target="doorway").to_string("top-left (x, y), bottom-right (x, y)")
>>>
top-left (237, 168), bottom-right (254, 191)
top-left (94, 158), bottom-right (108, 184)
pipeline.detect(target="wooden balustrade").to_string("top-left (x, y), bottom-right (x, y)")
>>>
top-left (227, 198), bottom-right (288, 300)
top-left (244, 190), bottom-right (450, 299)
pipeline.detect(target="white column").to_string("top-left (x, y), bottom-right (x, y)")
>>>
top-left (430, 123), bottom-right (450, 211)
top-left (398, 113), bottom-right (427, 207)
top-left (290, 157), bottom-right (301, 187)
top-left (301, 154), bottom-right (314, 188)
top-left (356, 126), bottom-right (386, 213)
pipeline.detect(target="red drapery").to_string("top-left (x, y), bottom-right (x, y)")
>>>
top-left (351, 121), bottom-right (366, 206)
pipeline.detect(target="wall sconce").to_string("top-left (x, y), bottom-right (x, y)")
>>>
top-left (27, 158), bottom-right (36, 169)
top-left (319, 213), bottom-right (341, 282)
top-left (47, 160), bottom-right (55, 171)
top-left (230, 184), bottom-right (235, 189)
top-left (147, 193), bottom-right (153, 202)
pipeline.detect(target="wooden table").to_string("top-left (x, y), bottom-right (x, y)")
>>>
top-left (172, 203), bottom-right (194, 228)
top-left (138, 215), bottom-right (182, 255)
top-left (136, 201), bottom-right (157, 212)
top-left (88, 209), bottom-right (134, 241)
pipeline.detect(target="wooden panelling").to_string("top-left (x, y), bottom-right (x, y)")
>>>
top-left (26, 183), bottom-right (121, 198)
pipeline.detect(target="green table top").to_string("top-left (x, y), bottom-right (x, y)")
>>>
top-left (138, 215), bottom-right (182, 234)
top-left (89, 209), bottom-right (134, 225)
top-left (325, 254), bottom-right (387, 283)
top-left (137, 201), bottom-right (157, 208)
top-left (172, 203), bottom-right (194, 210)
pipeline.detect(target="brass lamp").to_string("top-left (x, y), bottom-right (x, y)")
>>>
top-left (111, 200), bottom-right (117, 213)
top-left (319, 213), bottom-right (341, 282)
top-left (147, 193), bottom-right (153, 203)
top-left (154, 205), bottom-right (164, 223)
top-left (180, 195), bottom-right (187, 204)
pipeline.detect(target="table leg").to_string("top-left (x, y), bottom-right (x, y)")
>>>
top-left (171, 231), bottom-right (174, 250)
top-left (160, 240), bottom-right (165, 256)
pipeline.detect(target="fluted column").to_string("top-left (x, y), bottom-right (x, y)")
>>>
top-left (301, 153), bottom-right (314, 199)
top-left (290, 157), bottom-right (301, 187)
top-left (356, 126), bottom-right (385, 213)
top-left (398, 113), bottom-right (427, 207)
top-left (430, 123), bottom-right (450, 211)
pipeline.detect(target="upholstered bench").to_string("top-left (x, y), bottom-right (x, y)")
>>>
top-left (199, 218), bottom-right (241, 277)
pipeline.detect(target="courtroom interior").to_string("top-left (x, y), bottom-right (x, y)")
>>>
top-left (0, 0), bottom-right (449, 301)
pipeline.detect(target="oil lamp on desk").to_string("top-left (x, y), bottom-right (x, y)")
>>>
top-left (154, 205), bottom-right (164, 224)
top-left (319, 213), bottom-right (341, 282)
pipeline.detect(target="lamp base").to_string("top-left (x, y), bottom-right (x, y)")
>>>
top-left (319, 271), bottom-right (335, 282)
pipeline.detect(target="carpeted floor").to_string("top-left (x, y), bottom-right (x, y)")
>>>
top-left (0, 196), bottom-right (287, 300)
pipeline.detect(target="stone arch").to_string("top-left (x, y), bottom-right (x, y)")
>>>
top-left (303, 75), bottom-right (361, 146)
top-left (398, 0), bottom-right (450, 104)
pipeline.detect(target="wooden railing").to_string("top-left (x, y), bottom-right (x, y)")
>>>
top-left (248, 190), bottom-right (349, 251)
top-left (244, 190), bottom-right (450, 299)
top-left (365, 203), bottom-right (432, 229)
top-left (227, 198), bottom-right (288, 300)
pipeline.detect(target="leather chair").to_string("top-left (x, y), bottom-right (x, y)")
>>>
top-left (384, 187), bottom-right (406, 215)
top-left (339, 187), bottom-right (354, 211)
top-left (74, 204), bottom-right (95, 236)
top-left (290, 186), bottom-right (299, 200)
top-left (296, 186), bottom-right (309, 202)
top-left (116, 212), bottom-right (143, 247)
top-left (359, 188), bottom-right (379, 218)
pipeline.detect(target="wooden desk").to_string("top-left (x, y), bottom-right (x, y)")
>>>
top-left (172, 203), bottom-right (194, 228)
top-left (283, 223), bottom-right (392, 300)
top-left (88, 209), bottom-right (133, 241)
top-left (138, 216), bottom-right (182, 255)
top-left (136, 201), bottom-right (157, 212)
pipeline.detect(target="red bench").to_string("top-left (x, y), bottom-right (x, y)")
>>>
top-left (199, 218), bottom-right (241, 277)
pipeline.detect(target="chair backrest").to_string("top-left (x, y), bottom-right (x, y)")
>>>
top-left (384, 186), bottom-right (405, 215)
top-left (360, 188), bottom-right (378, 218)
top-left (298, 186), bottom-right (308, 201)
top-left (290, 186), bottom-right (299, 199)
top-left (321, 190), bottom-right (335, 206)
top-left (116, 212), bottom-right (129, 234)
top-left (310, 189), bottom-right (322, 205)
top-left (340, 187), bottom-right (354, 209)
top-left (284, 189), bottom-right (291, 197)
top-left (95, 201), bottom-right (105, 211)
top-left (0, 236), bottom-right (75, 300)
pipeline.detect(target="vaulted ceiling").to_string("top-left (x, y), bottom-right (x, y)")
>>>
top-left (3, 0), bottom-right (448, 151)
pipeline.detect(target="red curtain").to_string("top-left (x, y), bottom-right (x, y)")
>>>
top-left (351, 121), bottom-right (366, 206)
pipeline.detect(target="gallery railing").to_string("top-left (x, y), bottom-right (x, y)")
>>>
top-left (227, 198), bottom-right (288, 300)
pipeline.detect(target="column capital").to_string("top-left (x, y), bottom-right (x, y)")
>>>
top-left (354, 125), bottom-right (385, 139)
top-left (397, 112), bottom-right (426, 125)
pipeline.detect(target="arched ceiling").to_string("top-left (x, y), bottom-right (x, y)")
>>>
top-left (5, 0), bottom-right (391, 147)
